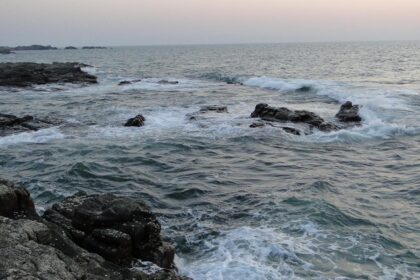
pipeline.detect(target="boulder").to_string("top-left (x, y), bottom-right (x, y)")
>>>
top-left (0, 178), bottom-right (37, 219)
top-left (0, 179), bottom-right (190, 280)
top-left (118, 79), bottom-right (142, 86)
top-left (125, 115), bottom-right (146, 127)
top-left (0, 113), bottom-right (61, 136)
top-left (336, 101), bottom-right (362, 122)
top-left (250, 103), bottom-right (338, 132)
top-left (43, 192), bottom-right (176, 269)
top-left (0, 62), bottom-right (97, 87)
top-left (158, 80), bottom-right (179, 85)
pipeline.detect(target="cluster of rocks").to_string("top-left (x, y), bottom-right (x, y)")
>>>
top-left (82, 46), bottom-right (107, 50)
top-left (249, 102), bottom-right (361, 135)
top-left (125, 115), bottom-right (146, 127)
top-left (0, 113), bottom-right (61, 137)
top-left (0, 178), bottom-right (190, 280)
top-left (0, 62), bottom-right (97, 87)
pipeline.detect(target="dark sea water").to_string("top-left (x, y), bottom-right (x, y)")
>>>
top-left (1, 42), bottom-right (420, 279)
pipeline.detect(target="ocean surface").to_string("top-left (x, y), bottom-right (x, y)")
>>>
top-left (1, 42), bottom-right (420, 279)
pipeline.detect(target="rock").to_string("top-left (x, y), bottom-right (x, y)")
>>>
top-left (0, 47), bottom-right (12, 54)
top-left (158, 80), bottom-right (179, 85)
top-left (12, 45), bottom-right (58, 51)
top-left (0, 179), bottom-right (190, 280)
top-left (0, 62), bottom-right (97, 87)
top-left (43, 192), bottom-right (177, 270)
top-left (118, 79), bottom-right (142, 86)
top-left (199, 105), bottom-right (228, 113)
top-left (0, 178), bottom-right (37, 219)
top-left (0, 113), bottom-right (61, 136)
top-left (124, 115), bottom-right (146, 127)
top-left (65, 46), bottom-right (78, 50)
top-left (282, 127), bottom-right (301, 135)
top-left (336, 101), bottom-right (362, 122)
top-left (82, 46), bottom-right (107, 49)
top-left (251, 103), bottom-right (338, 132)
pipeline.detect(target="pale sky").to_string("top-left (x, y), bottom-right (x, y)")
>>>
top-left (1, 0), bottom-right (420, 46)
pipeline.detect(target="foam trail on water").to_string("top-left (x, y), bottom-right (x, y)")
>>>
top-left (0, 128), bottom-right (64, 147)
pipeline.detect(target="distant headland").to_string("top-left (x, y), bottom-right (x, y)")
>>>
top-left (0, 45), bottom-right (108, 54)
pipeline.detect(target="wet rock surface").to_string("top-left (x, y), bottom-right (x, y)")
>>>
top-left (0, 179), bottom-right (190, 280)
top-left (118, 79), bottom-right (142, 86)
top-left (0, 113), bottom-right (61, 137)
top-left (251, 103), bottom-right (339, 132)
top-left (336, 101), bottom-right (362, 122)
top-left (0, 62), bottom-right (97, 87)
top-left (125, 115), bottom-right (146, 127)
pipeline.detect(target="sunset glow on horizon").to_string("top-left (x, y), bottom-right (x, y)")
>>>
top-left (1, 0), bottom-right (420, 46)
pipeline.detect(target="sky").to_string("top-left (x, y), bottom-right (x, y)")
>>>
top-left (1, 0), bottom-right (420, 46)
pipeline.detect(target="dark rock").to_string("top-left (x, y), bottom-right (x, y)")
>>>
top-left (282, 127), bottom-right (301, 135)
top-left (65, 46), bottom-right (78, 50)
top-left (251, 103), bottom-right (338, 132)
top-left (199, 105), bottom-right (228, 113)
top-left (0, 47), bottom-right (12, 54)
top-left (250, 122), bottom-right (266, 128)
top-left (0, 113), bottom-right (61, 136)
top-left (43, 192), bottom-right (177, 270)
top-left (0, 178), bottom-right (37, 219)
top-left (124, 115), bottom-right (146, 127)
top-left (158, 80), bottom-right (179, 85)
top-left (336, 101), bottom-right (362, 122)
top-left (118, 79), bottom-right (142, 86)
top-left (12, 45), bottom-right (57, 51)
top-left (82, 46), bottom-right (107, 49)
top-left (0, 62), bottom-right (97, 87)
top-left (0, 179), bottom-right (190, 280)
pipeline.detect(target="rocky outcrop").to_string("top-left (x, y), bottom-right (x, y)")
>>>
top-left (158, 80), bottom-right (179, 85)
top-left (82, 46), bottom-right (107, 49)
top-left (12, 45), bottom-right (58, 51)
top-left (0, 62), bottom-right (97, 87)
top-left (251, 103), bottom-right (338, 132)
top-left (249, 121), bottom-right (302, 135)
top-left (336, 101), bottom-right (362, 122)
top-left (118, 79), bottom-right (142, 86)
top-left (125, 115), bottom-right (146, 127)
top-left (0, 179), bottom-right (190, 280)
top-left (0, 47), bottom-right (12, 54)
top-left (188, 105), bottom-right (228, 121)
top-left (0, 179), bottom-right (37, 219)
top-left (0, 113), bottom-right (61, 136)
top-left (65, 46), bottom-right (78, 50)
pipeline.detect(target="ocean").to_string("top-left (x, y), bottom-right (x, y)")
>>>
top-left (1, 42), bottom-right (419, 279)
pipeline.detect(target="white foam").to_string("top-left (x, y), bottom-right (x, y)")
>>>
top-left (242, 76), bottom-right (315, 92)
top-left (177, 226), bottom-right (317, 280)
top-left (0, 128), bottom-right (64, 147)
top-left (120, 78), bottom-right (215, 92)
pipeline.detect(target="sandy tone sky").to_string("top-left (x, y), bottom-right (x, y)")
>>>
top-left (1, 0), bottom-right (420, 46)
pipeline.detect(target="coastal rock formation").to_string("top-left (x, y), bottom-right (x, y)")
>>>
top-left (251, 103), bottom-right (338, 132)
top-left (0, 179), bottom-right (190, 280)
top-left (118, 79), bottom-right (142, 86)
top-left (0, 62), bottom-right (97, 87)
top-left (12, 45), bottom-right (57, 51)
top-left (82, 46), bottom-right (107, 49)
top-left (188, 105), bottom-right (228, 121)
top-left (0, 47), bottom-right (12, 54)
top-left (158, 80), bottom-right (179, 85)
top-left (0, 113), bottom-right (61, 136)
top-left (125, 115), bottom-right (146, 127)
top-left (336, 101), bottom-right (362, 122)
top-left (65, 46), bottom-right (78, 50)
top-left (249, 121), bottom-right (302, 135)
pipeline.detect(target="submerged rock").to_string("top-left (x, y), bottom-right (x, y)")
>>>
top-left (125, 115), bottom-right (146, 127)
top-left (118, 79), bottom-right (142, 86)
top-left (0, 62), bottom-right (97, 87)
top-left (0, 113), bottom-right (61, 136)
top-left (336, 101), bottom-right (362, 122)
top-left (158, 80), bottom-right (179, 85)
top-left (251, 103), bottom-right (338, 132)
top-left (188, 105), bottom-right (228, 121)
top-left (0, 178), bottom-right (190, 280)
top-left (12, 45), bottom-right (57, 51)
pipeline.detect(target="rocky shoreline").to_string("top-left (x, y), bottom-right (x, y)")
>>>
top-left (0, 178), bottom-right (190, 280)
